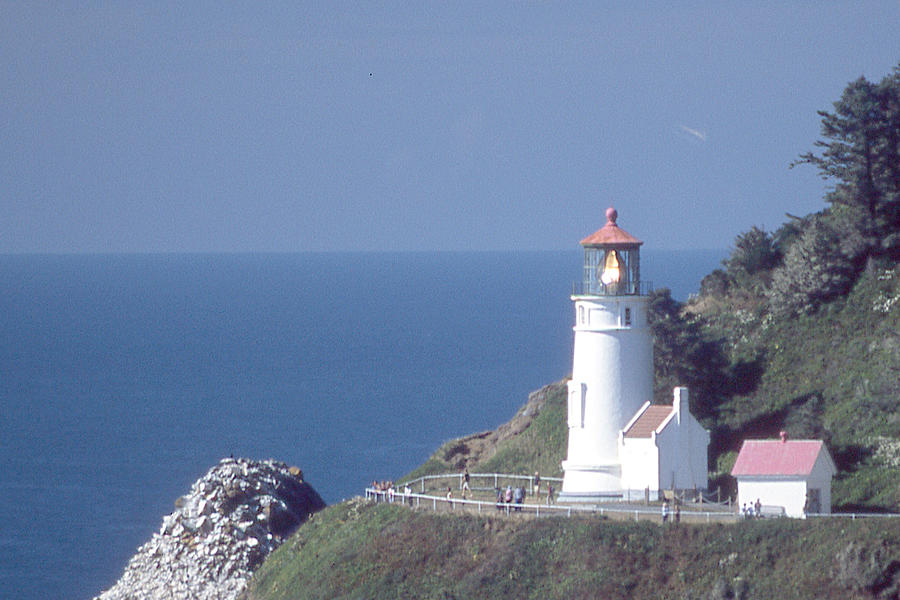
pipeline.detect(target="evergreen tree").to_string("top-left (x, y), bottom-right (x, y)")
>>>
top-left (724, 226), bottom-right (780, 279)
top-left (794, 65), bottom-right (900, 259)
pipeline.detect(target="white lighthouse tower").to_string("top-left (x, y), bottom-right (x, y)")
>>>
top-left (560, 207), bottom-right (653, 501)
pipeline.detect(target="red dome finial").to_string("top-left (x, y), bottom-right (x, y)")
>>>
top-left (605, 207), bottom-right (618, 225)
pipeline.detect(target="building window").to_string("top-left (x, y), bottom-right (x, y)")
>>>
top-left (578, 305), bottom-right (585, 324)
top-left (624, 307), bottom-right (632, 326)
top-left (580, 383), bottom-right (587, 428)
top-left (567, 383), bottom-right (587, 428)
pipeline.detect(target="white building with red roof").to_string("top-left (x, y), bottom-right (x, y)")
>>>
top-left (731, 433), bottom-right (836, 517)
top-left (618, 387), bottom-right (710, 499)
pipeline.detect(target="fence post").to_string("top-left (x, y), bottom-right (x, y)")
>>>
top-left (494, 473), bottom-right (498, 488)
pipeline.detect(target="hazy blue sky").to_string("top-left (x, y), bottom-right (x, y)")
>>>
top-left (3, 2), bottom-right (899, 253)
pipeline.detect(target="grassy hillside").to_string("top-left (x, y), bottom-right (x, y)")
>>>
top-left (403, 380), bottom-right (568, 482)
top-left (240, 67), bottom-right (900, 599)
top-left (694, 262), bottom-right (900, 510)
top-left (241, 303), bottom-right (900, 598)
top-left (239, 264), bottom-right (900, 599)
top-left (245, 500), bottom-right (900, 600)
top-left (243, 362), bottom-right (900, 599)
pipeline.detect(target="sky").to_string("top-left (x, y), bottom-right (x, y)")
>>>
top-left (2, 2), bottom-right (899, 253)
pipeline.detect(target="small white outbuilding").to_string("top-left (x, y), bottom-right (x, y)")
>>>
top-left (618, 387), bottom-right (710, 500)
top-left (731, 433), bottom-right (836, 518)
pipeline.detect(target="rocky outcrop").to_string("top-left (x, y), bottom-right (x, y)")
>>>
top-left (94, 457), bottom-right (325, 600)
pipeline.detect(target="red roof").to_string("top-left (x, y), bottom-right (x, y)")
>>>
top-left (623, 405), bottom-right (673, 438)
top-left (731, 439), bottom-right (831, 477)
top-left (581, 207), bottom-right (643, 248)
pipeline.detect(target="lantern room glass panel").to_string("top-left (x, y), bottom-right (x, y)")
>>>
top-left (582, 246), bottom-right (641, 295)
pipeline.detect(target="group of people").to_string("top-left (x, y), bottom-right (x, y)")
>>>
top-left (495, 485), bottom-right (526, 511)
top-left (492, 478), bottom-right (555, 511)
top-left (660, 498), bottom-right (681, 523)
top-left (372, 468), bottom-right (558, 512)
top-left (463, 468), bottom-right (555, 508)
top-left (741, 498), bottom-right (763, 518)
top-left (370, 480), bottom-right (414, 505)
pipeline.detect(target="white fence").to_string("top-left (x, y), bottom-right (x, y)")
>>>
top-left (365, 486), bottom-right (738, 523)
top-left (369, 473), bottom-right (900, 522)
top-left (400, 472), bottom-right (562, 495)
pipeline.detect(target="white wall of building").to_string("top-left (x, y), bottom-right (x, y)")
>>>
top-left (562, 294), bottom-right (652, 495)
top-left (619, 435), bottom-right (660, 498)
top-left (618, 389), bottom-right (709, 498)
top-left (735, 449), bottom-right (834, 517)
top-left (656, 390), bottom-right (709, 492)
top-left (736, 479), bottom-right (808, 518)
top-left (807, 453), bottom-right (834, 514)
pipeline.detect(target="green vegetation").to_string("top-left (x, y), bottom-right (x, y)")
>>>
top-left (242, 64), bottom-right (900, 599)
top-left (681, 64), bottom-right (900, 509)
top-left (403, 381), bottom-right (568, 483)
top-left (245, 500), bottom-right (900, 600)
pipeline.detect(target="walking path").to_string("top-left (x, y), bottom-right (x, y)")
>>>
top-left (365, 472), bottom-right (738, 524)
top-left (366, 472), bottom-right (900, 523)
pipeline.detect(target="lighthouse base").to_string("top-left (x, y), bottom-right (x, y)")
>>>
top-left (558, 460), bottom-right (624, 502)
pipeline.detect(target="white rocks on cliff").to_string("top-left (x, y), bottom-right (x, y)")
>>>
top-left (95, 457), bottom-right (325, 600)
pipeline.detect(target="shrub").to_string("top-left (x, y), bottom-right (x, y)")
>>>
top-left (767, 217), bottom-right (858, 316)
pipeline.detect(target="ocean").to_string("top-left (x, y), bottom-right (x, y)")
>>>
top-left (0, 249), bottom-right (723, 600)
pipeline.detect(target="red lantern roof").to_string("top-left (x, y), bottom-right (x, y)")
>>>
top-left (580, 207), bottom-right (643, 247)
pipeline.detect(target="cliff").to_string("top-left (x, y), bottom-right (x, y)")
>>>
top-left (94, 457), bottom-right (325, 600)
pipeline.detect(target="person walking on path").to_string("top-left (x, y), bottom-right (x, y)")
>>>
top-left (462, 467), bottom-right (471, 499)
top-left (513, 485), bottom-right (524, 511)
top-left (546, 484), bottom-right (555, 505)
top-left (533, 471), bottom-right (541, 497)
top-left (661, 499), bottom-right (670, 524)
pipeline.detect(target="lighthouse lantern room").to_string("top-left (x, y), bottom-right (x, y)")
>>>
top-left (577, 208), bottom-right (643, 296)
top-left (560, 207), bottom-right (654, 501)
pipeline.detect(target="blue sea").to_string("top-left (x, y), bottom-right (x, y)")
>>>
top-left (0, 250), bottom-right (723, 600)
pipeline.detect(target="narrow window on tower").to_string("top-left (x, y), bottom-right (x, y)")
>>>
top-left (624, 307), bottom-right (632, 326)
top-left (580, 383), bottom-right (587, 428)
top-left (578, 305), bottom-right (585, 324)
top-left (567, 386), bottom-right (579, 427)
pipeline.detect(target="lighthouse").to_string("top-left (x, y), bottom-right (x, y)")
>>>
top-left (560, 207), bottom-right (653, 501)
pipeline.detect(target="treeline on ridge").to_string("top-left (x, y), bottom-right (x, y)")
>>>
top-left (648, 63), bottom-right (900, 510)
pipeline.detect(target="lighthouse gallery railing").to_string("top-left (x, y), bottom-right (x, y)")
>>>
top-left (571, 280), bottom-right (653, 296)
